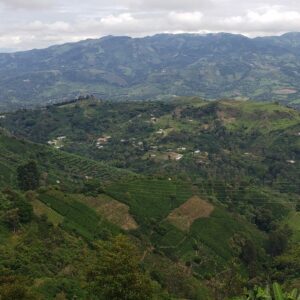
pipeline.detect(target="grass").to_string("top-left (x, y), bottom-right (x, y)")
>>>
top-left (105, 178), bottom-right (193, 223)
top-left (285, 211), bottom-right (300, 242)
top-left (32, 199), bottom-right (64, 226)
top-left (77, 194), bottom-right (138, 230)
top-left (148, 206), bottom-right (265, 276)
top-left (0, 131), bottom-right (136, 188)
top-left (38, 189), bottom-right (119, 240)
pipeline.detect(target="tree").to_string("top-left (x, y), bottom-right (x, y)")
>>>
top-left (88, 235), bottom-right (153, 300)
top-left (0, 276), bottom-right (37, 300)
top-left (233, 283), bottom-right (300, 300)
top-left (240, 239), bottom-right (257, 266)
top-left (17, 161), bottom-right (40, 191)
top-left (3, 208), bottom-right (20, 232)
top-left (267, 229), bottom-right (289, 257)
top-left (2, 188), bottom-right (33, 224)
top-left (254, 208), bottom-right (273, 232)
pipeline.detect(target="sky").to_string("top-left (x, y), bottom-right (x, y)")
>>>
top-left (0, 0), bottom-right (300, 51)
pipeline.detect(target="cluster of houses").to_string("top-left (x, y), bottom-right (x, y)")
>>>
top-left (96, 135), bottom-right (111, 149)
top-left (47, 136), bottom-right (66, 149)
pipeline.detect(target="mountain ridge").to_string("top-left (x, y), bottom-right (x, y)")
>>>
top-left (2, 32), bottom-right (300, 111)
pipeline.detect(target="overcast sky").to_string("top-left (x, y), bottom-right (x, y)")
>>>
top-left (1, 0), bottom-right (300, 51)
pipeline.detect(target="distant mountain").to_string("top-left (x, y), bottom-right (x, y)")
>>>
top-left (2, 32), bottom-right (300, 110)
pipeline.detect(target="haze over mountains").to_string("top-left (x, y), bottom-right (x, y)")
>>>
top-left (1, 32), bottom-right (300, 111)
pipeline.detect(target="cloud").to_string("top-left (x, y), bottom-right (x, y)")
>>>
top-left (27, 21), bottom-right (71, 32)
top-left (100, 13), bottom-right (137, 27)
top-left (168, 11), bottom-right (203, 27)
top-left (218, 6), bottom-right (300, 34)
top-left (121, 0), bottom-right (212, 11)
top-left (0, 0), bottom-right (53, 9)
top-left (1, 0), bottom-right (300, 51)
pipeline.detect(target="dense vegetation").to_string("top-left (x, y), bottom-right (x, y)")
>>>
top-left (2, 33), bottom-right (300, 110)
top-left (0, 98), bottom-right (299, 299)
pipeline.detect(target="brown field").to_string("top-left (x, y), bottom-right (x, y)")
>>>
top-left (79, 194), bottom-right (138, 230)
top-left (167, 196), bottom-right (214, 231)
top-left (217, 110), bottom-right (236, 124)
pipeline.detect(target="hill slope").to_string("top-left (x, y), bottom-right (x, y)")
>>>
top-left (0, 129), bottom-right (136, 189)
top-left (2, 33), bottom-right (300, 110)
top-left (3, 98), bottom-right (299, 194)
top-left (1, 99), bottom-right (300, 298)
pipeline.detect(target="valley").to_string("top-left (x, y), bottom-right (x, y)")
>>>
top-left (0, 97), bottom-right (299, 299)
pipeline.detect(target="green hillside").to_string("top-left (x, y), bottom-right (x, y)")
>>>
top-left (0, 129), bottom-right (136, 189)
top-left (0, 98), bottom-right (300, 299)
top-left (3, 98), bottom-right (299, 193)
top-left (3, 33), bottom-right (300, 110)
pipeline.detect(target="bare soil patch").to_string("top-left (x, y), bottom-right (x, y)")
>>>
top-left (167, 196), bottom-right (214, 231)
top-left (80, 194), bottom-right (138, 230)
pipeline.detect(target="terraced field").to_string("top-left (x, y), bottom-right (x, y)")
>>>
top-left (0, 131), bottom-right (137, 188)
top-left (38, 189), bottom-right (120, 240)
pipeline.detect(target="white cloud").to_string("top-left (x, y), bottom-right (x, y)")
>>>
top-left (0, 0), bottom-right (53, 9)
top-left (168, 11), bottom-right (203, 27)
top-left (121, 0), bottom-right (212, 11)
top-left (100, 13), bottom-right (136, 26)
top-left (27, 21), bottom-right (71, 32)
top-left (1, 1), bottom-right (300, 51)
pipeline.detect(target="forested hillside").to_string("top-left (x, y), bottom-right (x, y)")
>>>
top-left (2, 33), bottom-right (300, 110)
top-left (0, 98), bottom-right (299, 299)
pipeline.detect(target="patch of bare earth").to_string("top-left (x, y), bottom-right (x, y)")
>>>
top-left (167, 196), bottom-right (214, 231)
top-left (81, 195), bottom-right (138, 230)
top-left (217, 110), bottom-right (236, 125)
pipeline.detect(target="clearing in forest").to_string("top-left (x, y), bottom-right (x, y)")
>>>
top-left (79, 194), bottom-right (138, 230)
top-left (167, 196), bottom-right (214, 231)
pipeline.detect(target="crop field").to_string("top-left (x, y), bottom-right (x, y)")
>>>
top-left (105, 178), bottom-right (193, 223)
top-left (167, 196), bottom-right (214, 231)
top-left (38, 190), bottom-right (119, 240)
top-left (77, 194), bottom-right (138, 230)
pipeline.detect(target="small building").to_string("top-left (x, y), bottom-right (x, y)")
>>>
top-left (175, 154), bottom-right (183, 161)
top-left (97, 135), bottom-right (111, 145)
top-left (287, 160), bottom-right (296, 164)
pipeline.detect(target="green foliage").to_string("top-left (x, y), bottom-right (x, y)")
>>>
top-left (0, 189), bottom-right (33, 231)
top-left (0, 276), bottom-right (38, 300)
top-left (2, 34), bottom-right (300, 110)
top-left (17, 160), bottom-right (40, 191)
top-left (38, 189), bottom-right (119, 240)
top-left (0, 131), bottom-right (136, 189)
top-left (267, 227), bottom-right (291, 257)
top-left (106, 178), bottom-right (192, 223)
top-left (87, 235), bottom-right (154, 300)
top-left (233, 283), bottom-right (300, 300)
top-left (0, 99), bottom-right (299, 299)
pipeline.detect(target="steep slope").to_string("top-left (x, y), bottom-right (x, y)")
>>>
top-left (3, 98), bottom-right (299, 194)
top-left (0, 129), bottom-right (136, 188)
top-left (2, 33), bottom-right (300, 110)
top-left (1, 99), bottom-right (300, 298)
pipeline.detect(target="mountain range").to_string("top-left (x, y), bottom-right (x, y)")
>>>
top-left (2, 32), bottom-right (300, 110)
